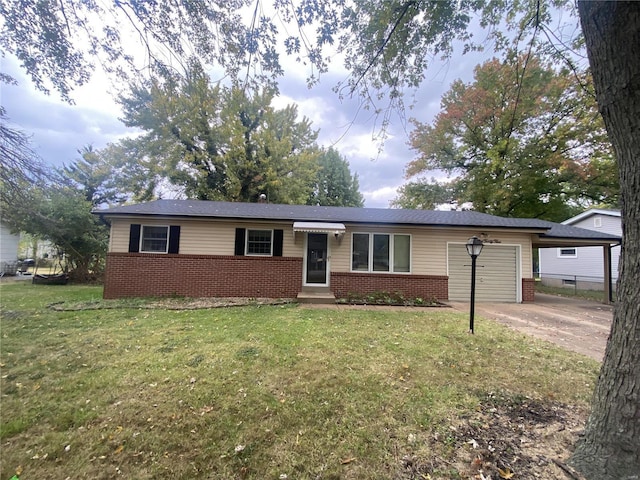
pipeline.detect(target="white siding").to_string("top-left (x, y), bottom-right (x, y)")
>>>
top-left (539, 211), bottom-right (621, 282)
top-left (0, 222), bottom-right (20, 265)
top-left (574, 213), bottom-right (622, 236)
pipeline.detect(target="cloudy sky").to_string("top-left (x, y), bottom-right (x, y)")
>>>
top-left (2, 35), bottom-right (485, 208)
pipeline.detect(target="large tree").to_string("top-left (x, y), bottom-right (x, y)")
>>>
top-left (63, 145), bottom-right (127, 206)
top-left (391, 181), bottom-right (453, 210)
top-left (568, 3), bottom-right (640, 477)
top-left (307, 147), bottom-right (364, 207)
top-left (118, 64), bottom-right (321, 203)
top-left (396, 53), bottom-right (617, 221)
top-left (90, 138), bottom-right (177, 203)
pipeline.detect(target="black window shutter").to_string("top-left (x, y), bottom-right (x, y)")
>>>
top-left (234, 228), bottom-right (246, 256)
top-left (128, 224), bottom-right (141, 253)
top-left (168, 225), bottom-right (180, 254)
top-left (273, 229), bottom-right (283, 256)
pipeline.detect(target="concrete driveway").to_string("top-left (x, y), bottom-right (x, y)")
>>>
top-left (449, 293), bottom-right (613, 361)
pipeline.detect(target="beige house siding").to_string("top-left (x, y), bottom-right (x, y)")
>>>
top-left (107, 217), bottom-right (534, 278)
top-left (330, 225), bottom-right (416, 273)
top-left (108, 217), bottom-right (301, 256)
top-left (333, 226), bottom-right (533, 277)
top-left (442, 231), bottom-right (532, 277)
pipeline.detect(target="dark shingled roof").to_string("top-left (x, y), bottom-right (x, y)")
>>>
top-left (95, 199), bottom-right (621, 243)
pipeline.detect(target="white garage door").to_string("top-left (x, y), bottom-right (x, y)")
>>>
top-left (448, 244), bottom-right (519, 302)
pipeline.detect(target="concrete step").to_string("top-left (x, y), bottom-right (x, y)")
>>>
top-left (297, 289), bottom-right (336, 304)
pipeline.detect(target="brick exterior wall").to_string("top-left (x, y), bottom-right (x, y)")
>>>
top-left (522, 278), bottom-right (535, 302)
top-left (104, 253), bottom-right (452, 301)
top-left (330, 272), bottom-right (449, 301)
top-left (103, 253), bottom-right (303, 299)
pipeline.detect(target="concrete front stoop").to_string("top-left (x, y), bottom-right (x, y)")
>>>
top-left (297, 286), bottom-right (336, 304)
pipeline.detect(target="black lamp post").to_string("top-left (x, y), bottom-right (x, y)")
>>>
top-left (466, 236), bottom-right (484, 334)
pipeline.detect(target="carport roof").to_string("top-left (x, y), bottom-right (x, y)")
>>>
top-left (534, 221), bottom-right (621, 246)
top-left (96, 199), bottom-right (621, 245)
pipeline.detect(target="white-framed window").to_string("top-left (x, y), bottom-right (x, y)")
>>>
top-left (246, 229), bottom-right (273, 256)
top-left (594, 217), bottom-right (602, 228)
top-left (557, 247), bottom-right (577, 258)
top-left (140, 225), bottom-right (169, 253)
top-left (393, 234), bottom-right (411, 272)
top-left (351, 233), bottom-right (411, 273)
top-left (352, 233), bottom-right (370, 271)
top-left (373, 234), bottom-right (390, 271)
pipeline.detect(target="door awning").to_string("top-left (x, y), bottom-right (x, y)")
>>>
top-left (293, 221), bottom-right (346, 235)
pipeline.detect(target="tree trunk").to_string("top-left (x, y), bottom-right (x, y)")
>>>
top-left (569, 3), bottom-right (640, 479)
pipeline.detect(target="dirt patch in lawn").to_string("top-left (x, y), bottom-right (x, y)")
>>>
top-left (398, 393), bottom-right (588, 480)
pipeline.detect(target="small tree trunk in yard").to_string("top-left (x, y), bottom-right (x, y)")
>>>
top-left (570, 2), bottom-right (640, 479)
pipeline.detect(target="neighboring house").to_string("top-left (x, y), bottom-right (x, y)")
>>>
top-left (95, 200), bottom-right (621, 303)
top-left (539, 209), bottom-right (622, 291)
top-left (0, 221), bottom-right (20, 275)
top-left (19, 235), bottom-right (57, 261)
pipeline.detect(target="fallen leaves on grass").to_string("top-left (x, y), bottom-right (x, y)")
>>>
top-left (399, 393), bottom-right (589, 480)
top-left (48, 297), bottom-right (296, 311)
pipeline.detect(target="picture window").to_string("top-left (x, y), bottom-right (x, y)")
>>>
top-left (351, 233), bottom-right (410, 273)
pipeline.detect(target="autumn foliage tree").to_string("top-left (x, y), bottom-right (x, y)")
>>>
top-left (397, 53), bottom-right (617, 221)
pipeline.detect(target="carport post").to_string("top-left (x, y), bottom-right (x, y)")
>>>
top-left (604, 244), bottom-right (613, 304)
top-left (466, 237), bottom-right (484, 334)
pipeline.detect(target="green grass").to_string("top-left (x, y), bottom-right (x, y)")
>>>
top-left (0, 283), bottom-right (600, 479)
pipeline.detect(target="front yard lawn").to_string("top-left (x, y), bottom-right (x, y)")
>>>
top-left (0, 283), bottom-right (599, 479)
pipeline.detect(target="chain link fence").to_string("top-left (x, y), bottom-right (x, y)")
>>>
top-left (535, 272), bottom-right (617, 301)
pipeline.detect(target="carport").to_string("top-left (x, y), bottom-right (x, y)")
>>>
top-left (532, 223), bottom-right (621, 304)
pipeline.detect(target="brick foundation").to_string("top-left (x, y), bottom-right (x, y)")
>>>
top-left (103, 253), bottom-right (303, 299)
top-left (330, 272), bottom-right (449, 301)
top-left (522, 278), bottom-right (535, 302)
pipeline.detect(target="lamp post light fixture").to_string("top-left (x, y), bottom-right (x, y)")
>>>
top-left (465, 236), bottom-right (484, 334)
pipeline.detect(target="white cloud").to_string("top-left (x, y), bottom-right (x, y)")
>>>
top-left (272, 93), bottom-right (336, 129)
top-left (362, 185), bottom-right (401, 208)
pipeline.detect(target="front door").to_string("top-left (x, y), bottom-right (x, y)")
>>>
top-left (305, 233), bottom-right (329, 285)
